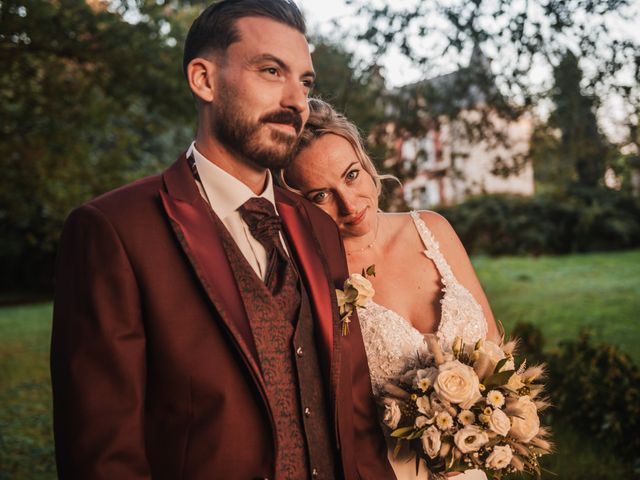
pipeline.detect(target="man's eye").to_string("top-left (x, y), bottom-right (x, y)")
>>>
top-left (302, 79), bottom-right (315, 90)
top-left (346, 169), bottom-right (360, 181)
top-left (311, 191), bottom-right (328, 204)
top-left (264, 67), bottom-right (279, 76)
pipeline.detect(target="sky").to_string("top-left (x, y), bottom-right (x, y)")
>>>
top-left (298, 0), bottom-right (640, 142)
top-left (298, 0), bottom-right (424, 88)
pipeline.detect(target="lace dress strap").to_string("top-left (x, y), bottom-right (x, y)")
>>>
top-left (409, 211), bottom-right (456, 286)
top-left (409, 211), bottom-right (488, 348)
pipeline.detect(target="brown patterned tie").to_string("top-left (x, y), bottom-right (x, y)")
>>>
top-left (238, 197), bottom-right (289, 293)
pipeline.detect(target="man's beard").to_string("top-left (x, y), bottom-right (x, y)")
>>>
top-left (211, 89), bottom-right (303, 170)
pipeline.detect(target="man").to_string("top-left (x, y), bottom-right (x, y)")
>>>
top-left (51, 1), bottom-right (395, 479)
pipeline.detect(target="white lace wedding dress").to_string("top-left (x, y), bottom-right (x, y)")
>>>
top-left (359, 212), bottom-right (488, 480)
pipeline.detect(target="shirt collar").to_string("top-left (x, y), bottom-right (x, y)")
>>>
top-left (187, 142), bottom-right (278, 220)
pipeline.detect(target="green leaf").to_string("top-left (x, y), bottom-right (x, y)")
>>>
top-left (392, 439), bottom-right (403, 459)
top-left (390, 426), bottom-right (415, 438)
top-left (484, 370), bottom-right (515, 388)
top-left (494, 357), bottom-right (509, 374)
top-left (406, 427), bottom-right (426, 440)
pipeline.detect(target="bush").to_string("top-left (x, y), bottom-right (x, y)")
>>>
top-left (436, 189), bottom-right (640, 255)
top-left (510, 321), bottom-right (545, 362)
top-left (545, 332), bottom-right (640, 462)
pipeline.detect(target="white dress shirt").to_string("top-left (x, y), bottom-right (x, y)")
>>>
top-left (188, 142), bottom-right (283, 281)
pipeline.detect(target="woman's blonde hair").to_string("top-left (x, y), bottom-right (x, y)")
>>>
top-left (280, 98), bottom-right (395, 195)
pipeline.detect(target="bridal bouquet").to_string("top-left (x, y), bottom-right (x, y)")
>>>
top-left (381, 335), bottom-right (552, 479)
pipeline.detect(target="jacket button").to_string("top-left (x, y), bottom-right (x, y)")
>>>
top-left (312, 468), bottom-right (319, 477)
top-left (296, 346), bottom-right (304, 357)
top-left (304, 407), bottom-right (312, 417)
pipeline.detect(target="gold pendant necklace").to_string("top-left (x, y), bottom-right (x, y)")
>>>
top-left (346, 214), bottom-right (380, 256)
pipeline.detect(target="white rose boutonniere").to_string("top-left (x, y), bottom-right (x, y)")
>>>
top-left (335, 265), bottom-right (375, 336)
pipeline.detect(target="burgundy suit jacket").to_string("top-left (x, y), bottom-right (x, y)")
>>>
top-left (51, 154), bottom-right (395, 480)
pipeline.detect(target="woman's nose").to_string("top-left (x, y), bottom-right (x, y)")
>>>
top-left (337, 190), bottom-right (357, 216)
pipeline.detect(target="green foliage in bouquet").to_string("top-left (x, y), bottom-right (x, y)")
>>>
top-left (546, 332), bottom-right (640, 461)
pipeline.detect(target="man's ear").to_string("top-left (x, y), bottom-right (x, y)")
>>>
top-left (187, 57), bottom-right (216, 103)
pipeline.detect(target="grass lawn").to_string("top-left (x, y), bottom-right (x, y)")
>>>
top-left (0, 303), bottom-right (55, 479)
top-left (0, 250), bottom-right (638, 478)
top-left (474, 249), bottom-right (640, 363)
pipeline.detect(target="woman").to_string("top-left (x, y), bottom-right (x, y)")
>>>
top-left (281, 99), bottom-right (500, 479)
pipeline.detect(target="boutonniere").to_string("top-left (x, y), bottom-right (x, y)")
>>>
top-left (335, 265), bottom-right (376, 336)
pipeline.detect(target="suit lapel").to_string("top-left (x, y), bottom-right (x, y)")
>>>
top-left (276, 192), bottom-right (341, 402)
top-left (159, 155), bottom-right (265, 390)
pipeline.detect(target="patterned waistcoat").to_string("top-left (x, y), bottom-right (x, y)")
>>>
top-left (214, 212), bottom-right (337, 480)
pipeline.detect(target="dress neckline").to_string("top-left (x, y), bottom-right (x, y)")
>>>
top-left (365, 298), bottom-right (433, 339)
top-left (358, 211), bottom-right (487, 348)
top-left (360, 211), bottom-right (451, 337)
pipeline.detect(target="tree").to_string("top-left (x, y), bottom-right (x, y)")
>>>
top-left (549, 50), bottom-right (610, 188)
top-left (309, 36), bottom-right (387, 138)
top-left (0, 0), bottom-right (199, 290)
top-left (344, 0), bottom-right (639, 137)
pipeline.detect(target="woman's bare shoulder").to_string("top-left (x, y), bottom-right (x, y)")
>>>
top-left (414, 210), bottom-right (459, 241)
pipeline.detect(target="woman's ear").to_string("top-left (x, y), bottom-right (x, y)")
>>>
top-left (187, 57), bottom-right (216, 103)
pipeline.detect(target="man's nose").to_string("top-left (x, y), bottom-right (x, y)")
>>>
top-left (281, 78), bottom-right (308, 114)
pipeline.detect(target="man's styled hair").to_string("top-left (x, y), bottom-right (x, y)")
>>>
top-left (183, 0), bottom-right (306, 77)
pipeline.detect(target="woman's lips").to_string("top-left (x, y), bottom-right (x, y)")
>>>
top-left (345, 207), bottom-right (367, 226)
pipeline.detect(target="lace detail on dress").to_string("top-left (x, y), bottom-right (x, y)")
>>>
top-left (358, 211), bottom-right (487, 396)
top-left (358, 300), bottom-right (429, 395)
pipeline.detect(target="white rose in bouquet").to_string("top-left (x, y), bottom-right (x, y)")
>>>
top-left (475, 340), bottom-right (515, 373)
top-left (434, 360), bottom-right (482, 408)
top-left (488, 408), bottom-right (511, 436)
top-left (383, 398), bottom-right (402, 430)
top-left (421, 425), bottom-right (442, 459)
top-left (509, 396), bottom-right (540, 442)
top-left (454, 425), bottom-right (489, 453)
top-left (485, 445), bottom-right (513, 469)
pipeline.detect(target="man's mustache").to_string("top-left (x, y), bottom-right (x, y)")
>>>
top-left (261, 110), bottom-right (303, 134)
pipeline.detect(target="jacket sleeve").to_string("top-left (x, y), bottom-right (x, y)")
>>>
top-left (51, 204), bottom-right (151, 479)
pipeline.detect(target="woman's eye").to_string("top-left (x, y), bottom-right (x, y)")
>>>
top-left (311, 191), bottom-right (328, 204)
top-left (346, 169), bottom-right (360, 181)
